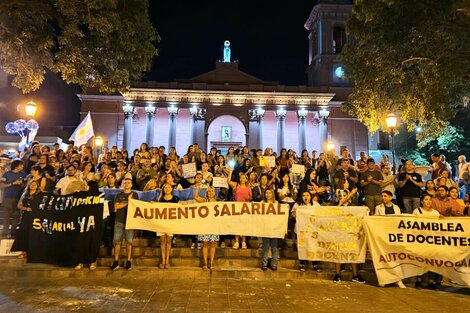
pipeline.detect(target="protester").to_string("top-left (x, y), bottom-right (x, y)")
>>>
top-left (375, 191), bottom-right (401, 215)
top-left (194, 186), bottom-right (219, 270)
top-left (374, 190), bottom-right (405, 288)
top-left (260, 189), bottom-right (280, 271)
top-left (397, 160), bottom-right (424, 213)
top-left (412, 194), bottom-right (441, 289)
top-left (227, 169), bottom-right (252, 249)
top-left (292, 191), bottom-right (321, 272)
top-left (432, 185), bottom-right (464, 216)
top-left (11, 180), bottom-right (42, 258)
top-left (0, 160), bottom-right (26, 237)
top-left (158, 183), bottom-right (179, 268)
top-left (110, 178), bottom-right (138, 271)
top-left (360, 158), bottom-right (384, 214)
top-left (55, 164), bottom-right (80, 195)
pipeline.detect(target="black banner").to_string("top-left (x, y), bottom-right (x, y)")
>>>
top-left (25, 191), bottom-right (103, 266)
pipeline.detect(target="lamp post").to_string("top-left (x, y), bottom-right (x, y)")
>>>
top-left (327, 141), bottom-right (335, 152)
top-left (385, 113), bottom-right (398, 174)
top-left (25, 101), bottom-right (38, 118)
top-left (94, 136), bottom-right (104, 159)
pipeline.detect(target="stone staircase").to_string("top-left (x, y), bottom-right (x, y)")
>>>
top-left (0, 237), bottom-right (378, 283)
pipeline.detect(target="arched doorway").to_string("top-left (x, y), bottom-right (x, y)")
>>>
top-left (207, 115), bottom-right (246, 154)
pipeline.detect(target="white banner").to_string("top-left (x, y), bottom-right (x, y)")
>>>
top-left (296, 206), bottom-right (369, 263)
top-left (126, 199), bottom-right (290, 238)
top-left (363, 216), bottom-right (470, 286)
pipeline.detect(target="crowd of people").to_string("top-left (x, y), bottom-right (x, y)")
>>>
top-left (1, 141), bottom-right (469, 286)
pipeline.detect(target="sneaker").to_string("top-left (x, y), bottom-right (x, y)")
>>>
top-left (241, 242), bottom-right (247, 249)
top-left (271, 265), bottom-right (277, 271)
top-left (89, 263), bottom-right (97, 270)
top-left (124, 260), bottom-right (132, 270)
top-left (197, 242), bottom-right (202, 249)
top-left (312, 265), bottom-right (321, 272)
top-left (232, 242), bottom-right (239, 249)
top-left (396, 280), bottom-right (406, 289)
top-left (299, 264), bottom-right (306, 272)
top-left (220, 242), bottom-right (226, 248)
top-left (110, 261), bottom-right (119, 271)
top-left (74, 264), bottom-right (83, 271)
top-left (333, 274), bottom-right (341, 283)
top-left (352, 275), bottom-right (366, 284)
top-left (261, 265), bottom-right (268, 271)
top-left (190, 243), bottom-right (196, 249)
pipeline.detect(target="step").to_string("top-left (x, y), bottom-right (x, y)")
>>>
top-left (0, 261), bottom-right (378, 283)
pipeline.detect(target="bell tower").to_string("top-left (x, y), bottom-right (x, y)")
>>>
top-left (304, 1), bottom-right (353, 90)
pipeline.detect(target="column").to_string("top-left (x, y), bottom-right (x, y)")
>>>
top-left (145, 104), bottom-right (156, 147)
top-left (122, 102), bottom-right (135, 151)
top-left (274, 108), bottom-right (287, 152)
top-left (318, 107), bottom-right (330, 151)
top-left (189, 106), bottom-right (207, 150)
top-left (167, 106), bottom-right (179, 148)
top-left (248, 108), bottom-right (265, 149)
top-left (297, 109), bottom-right (308, 152)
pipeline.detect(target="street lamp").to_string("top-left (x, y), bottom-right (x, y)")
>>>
top-left (25, 101), bottom-right (38, 117)
top-left (327, 141), bottom-right (335, 152)
top-left (385, 113), bottom-right (398, 174)
top-left (94, 136), bottom-right (104, 147)
top-left (94, 136), bottom-right (104, 159)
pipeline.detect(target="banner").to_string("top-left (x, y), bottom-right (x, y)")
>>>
top-left (296, 206), bottom-right (369, 263)
top-left (363, 216), bottom-right (470, 286)
top-left (127, 200), bottom-right (289, 238)
top-left (26, 191), bottom-right (103, 266)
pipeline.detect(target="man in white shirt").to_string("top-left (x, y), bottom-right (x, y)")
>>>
top-left (55, 164), bottom-right (80, 195)
top-left (457, 155), bottom-right (470, 187)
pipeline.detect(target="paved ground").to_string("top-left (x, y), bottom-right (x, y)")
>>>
top-left (0, 272), bottom-right (468, 313)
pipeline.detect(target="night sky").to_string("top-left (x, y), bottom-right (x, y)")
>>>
top-left (1, 0), bottom-right (316, 133)
top-left (147, 0), bottom-right (315, 85)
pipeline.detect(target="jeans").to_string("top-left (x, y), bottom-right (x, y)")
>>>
top-left (402, 197), bottom-right (420, 214)
top-left (261, 238), bottom-right (279, 266)
top-left (2, 197), bottom-right (19, 237)
top-left (113, 221), bottom-right (134, 244)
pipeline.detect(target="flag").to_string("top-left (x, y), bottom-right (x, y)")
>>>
top-left (69, 112), bottom-right (94, 147)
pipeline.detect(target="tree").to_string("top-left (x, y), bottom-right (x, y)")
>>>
top-left (0, 0), bottom-right (159, 94)
top-left (340, 0), bottom-right (470, 137)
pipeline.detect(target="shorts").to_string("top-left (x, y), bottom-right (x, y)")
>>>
top-left (113, 222), bottom-right (134, 245)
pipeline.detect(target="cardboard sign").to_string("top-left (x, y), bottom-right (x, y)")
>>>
top-left (181, 162), bottom-right (197, 178)
top-left (260, 156), bottom-right (276, 168)
top-left (291, 164), bottom-right (306, 174)
top-left (212, 177), bottom-right (229, 189)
